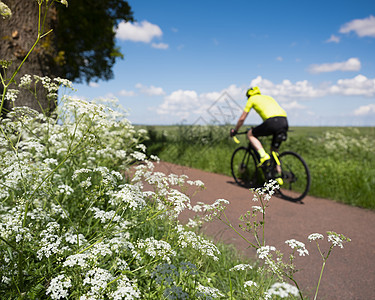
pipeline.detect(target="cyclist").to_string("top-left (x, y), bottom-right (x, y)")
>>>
top-left (230, 86), bottom-right (288, 176)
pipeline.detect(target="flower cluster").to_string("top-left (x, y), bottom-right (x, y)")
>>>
top-left (4, 89), bottom-right (19, 102)
top-left (0, 91), bottom-right (235, 298)
top-left (251, 179), bottom-right (280, 202)
top-left (266, 282), bottom-right (299, 298)
top-left (327, 231), bottom-right (351, 249)
top-left (285, 239), bottom-right (309, 256)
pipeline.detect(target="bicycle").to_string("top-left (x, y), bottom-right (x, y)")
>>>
top-left (230, 130), bottom-right (311, 201)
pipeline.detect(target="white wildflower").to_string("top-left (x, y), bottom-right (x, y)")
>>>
top-left (308, 233), bottom-right (324, 241)
top-left (131, 151), bottom-right (146, 161)
top-left (1, 276), bottom-right (11, 284)
top-left (244, 280), bottom-right (258, 288)
top-left (64, 232), bottom-right (87, 245)
top-left (187, 179), bottom-right (205, 187)
top-left (252, 205), bottom-right (264, 213)
top-left (177, 225), bottom-right (220, 261)
top-left (285, 239), bottom-right (309, 256)
top-left (63, 253), bottom-right (89, 268)
top-left (197, 283), bottom-right (224, 298)
top-left (5, 89), bottom-right (19, 102)
top-left (72, 168), bottom-right (91, 180)
top-left (110, 184), bottom-right (146, 209)
top-left (167, 189), bottom-right (191, 216)
top-left (185, 218), bottom-right (202, 228)
top-left (327, 231), bottom-right (351, 249)
top-left (57, 184), bottom-right (74, 196)
top-left (229, 264), bottom-right (253, 272)
top-left (83, 268), bottom-right (114, 295)
top-left (46, 274), bottom-right (72, 299)
top-left (37, 222), bottom-right (63, 260)
top-left (79, 177), bottom-right (92, 188)
top-left (108, 276), bottom-right (141, 299)
top-left (267, 282), bottom-right (299, 298)
top-left (90, 207), bottom-right (121, 223)
top-left (257, 245), bottom-right (276, 259)
top-left (19, 74), bottom-right (32, 88)
top-left (44, 158), bottom-right (58, 165)
top-left (54, 77), bottom-right (73, 88)
top-left (137, 237), bottom-right (176, 263)
top-left (150, 154), bottom-right (160, 162)
top-left (51, 203), bottom-right (69, 219)
top-left (136, 143), bottom-right (146, 152)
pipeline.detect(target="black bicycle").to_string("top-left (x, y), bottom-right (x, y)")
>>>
top-left (231, 130), bottom-right (310, 201)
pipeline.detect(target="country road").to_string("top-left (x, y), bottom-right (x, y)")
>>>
top-left (153, 161), bottom-right (375, 300)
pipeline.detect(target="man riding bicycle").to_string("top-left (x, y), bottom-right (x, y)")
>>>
top-left (230, 86), bottom-right (288, 180)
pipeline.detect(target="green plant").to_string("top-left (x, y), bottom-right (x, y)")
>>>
top-left (205, 180), bottom-right (351, 299)
top-left (143, 125), bottom-right (375, 209)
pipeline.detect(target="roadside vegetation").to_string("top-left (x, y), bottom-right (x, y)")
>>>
top-left (0, 2), bottom-right (353, 298)
top-left (142, 125), bottom-right (375, 210)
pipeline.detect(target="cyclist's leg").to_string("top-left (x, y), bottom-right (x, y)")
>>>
top-left (249, 120), bottom-right (275, 165)
top-left (269, 117), bottom-right (289, 182)
top-left (247, 129), bottom-right (263, 151)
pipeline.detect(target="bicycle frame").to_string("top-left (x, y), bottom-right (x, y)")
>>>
top-left (234, 130), bottom-right (283, 172)
top-left (231, 129), bottom-right (311, 201)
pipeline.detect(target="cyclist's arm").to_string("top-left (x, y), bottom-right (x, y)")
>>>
top-left (234, 111), bottom-right (248, 132)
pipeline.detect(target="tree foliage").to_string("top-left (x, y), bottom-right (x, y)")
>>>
top-left (55, 0), bottom-right (133, 83)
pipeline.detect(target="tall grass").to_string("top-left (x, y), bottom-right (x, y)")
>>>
top-left (142, 125), bottom-right (375, 209)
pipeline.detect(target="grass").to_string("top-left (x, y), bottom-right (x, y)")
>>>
top-left (140, 125), bottom-right (375, 210)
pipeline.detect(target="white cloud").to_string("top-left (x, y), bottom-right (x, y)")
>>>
top-left (353, 104), bottom-right (375, 116)
top-left (329, 74), bottom-right (375, 97)
top-left (156, 84), bottom-right (244, 121)
top-left (157, 90), bottom-right (199, 119)
top-left (116, 20), bottom-right (162, 43)
top-left (118, 89), bottom-right (135, 97)
top-left (151, 42), bottom-right (169, 49)
top-left (136, 83), bottom-right (165, 96)
top-left (326, 34), bottom-right (340, 43)
top-left (276, 56), bottom-right (283, 61)
top-left (340, 15), bottom-right (375, 38)
top-left (308, 57), bottom-right (361, 74)
top-left (155, 75), bottom-right (375, 122)
top-left (250, 76), bottom-right (324, 100)
top-left (282, 101), bottom-right (306, 110)
top-left (89, 82), bottom-right (100, 88)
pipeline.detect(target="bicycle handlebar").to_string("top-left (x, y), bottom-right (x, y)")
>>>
top-left (232, 130), bottom-right (249, 144)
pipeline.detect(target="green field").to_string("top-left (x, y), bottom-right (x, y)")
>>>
top-left (141, 125), bottom-right (375, 210)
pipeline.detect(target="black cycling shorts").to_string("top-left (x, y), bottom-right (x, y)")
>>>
top-left (252, 116), bottom-right (288, 138)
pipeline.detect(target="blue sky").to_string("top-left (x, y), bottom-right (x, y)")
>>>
top-left (74, 0), bottom-right (375, 126)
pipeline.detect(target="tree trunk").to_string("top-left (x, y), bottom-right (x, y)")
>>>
top-left (0, 0), bottom-right (59, 117)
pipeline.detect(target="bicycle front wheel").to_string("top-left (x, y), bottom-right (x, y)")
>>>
top-left (278, 151), bottom-right (310, 201)
top-left (231, 146), bottom-right (261, 188)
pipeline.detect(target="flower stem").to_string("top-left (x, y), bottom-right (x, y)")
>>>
top-left (314, 260), bottom-right (326, 300)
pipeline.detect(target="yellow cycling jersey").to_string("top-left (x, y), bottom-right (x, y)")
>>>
top-left (244, 94), bottom-right (287, 121)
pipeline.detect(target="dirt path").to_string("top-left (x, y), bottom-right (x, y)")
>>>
top-left (153, 161), bottom-right (375, 300)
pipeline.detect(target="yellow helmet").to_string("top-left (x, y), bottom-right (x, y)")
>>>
top-left (246, 86), bottom-right (261, 98)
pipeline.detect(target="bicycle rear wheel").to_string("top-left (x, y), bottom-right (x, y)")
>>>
top-left (278, 151), bottom-right (310, 201)
top-left (231, 146), bottom-right (261, 188)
